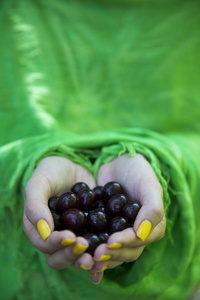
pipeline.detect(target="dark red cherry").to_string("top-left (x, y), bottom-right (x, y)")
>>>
top-left (71, 182), bottom-right (89, 195)
top-left (77, 189), bottom-right (96, 211)
top-left (83, 233), bottom-right (100, 255)
top-left (98, 232), bottom-right (109, 243)
top-left (83, 211), bottom-right (89, 218)
top-left (87, 209), bottom-right (108, 233)
top-left (93, 186), bottom-right (103, 200)
top-left (122, 202), bottom-right (141, 224)
top-left (51, 211), bottom-right (63, 231)
top-left (95, 199), bottom-right (106, 211)
top-left (107, 194), bottom-right (127, 216)
top-left (56, 192), bottom-right (77, 213)
top-left (109, 216), bottom-right (129, 234)
top-left (48, 196), bottom-right (59, 211)
top-left (62, 208), bottom-right (86, 233)
top-left (102, 182), bottom-right (123, 201)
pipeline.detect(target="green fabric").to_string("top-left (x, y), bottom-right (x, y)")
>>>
top-left (0, 0), bottom-right (200, 299)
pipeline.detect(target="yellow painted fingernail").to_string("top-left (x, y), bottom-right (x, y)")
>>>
top-left (37, 220), bottom-right (51, 241)
top-left (96, 266), bottom-right (107, 272)
top-left (94, 255), bottom-right (111, 262)
top-left (136, 220), bottom-right (152, 242)
top-left (61, 238), bottom-right (75, 246)
top-left (80, 264), bottom-right (92, 270)
top-left (73, 243), bottom-right (88, 255)
top-left (107, 243), bottom-right (122, 249)
top-left (89, 272), bottom-right (97, 277)
top-left (93, 279), bottom-right (101, 285)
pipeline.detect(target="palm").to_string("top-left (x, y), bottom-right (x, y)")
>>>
top-left (98, 153), bottom-right (158, 203)
top-left (88, 153), bottom-right (166, 284)
top-left (24, 156), bottom-right (96, 271)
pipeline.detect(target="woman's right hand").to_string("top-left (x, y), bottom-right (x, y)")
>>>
top-left (23, 156), bottom-right (96, 271)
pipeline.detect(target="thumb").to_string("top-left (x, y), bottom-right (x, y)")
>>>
top-left (24, 156), bottom-right (96, 242)
top-left (24, 169), bottom-right (54, 241)
top-left (133, 173), bottom-right (166, 243)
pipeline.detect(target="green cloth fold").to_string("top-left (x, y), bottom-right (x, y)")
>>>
top-left (0, 0), bottom-right (200, 299)
top-left (0, 128), bottom-right (200, 300)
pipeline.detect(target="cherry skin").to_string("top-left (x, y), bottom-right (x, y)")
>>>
top-left (71, 182), bottom-right (89, 195)
top-left (51, 211), bottom-right (63, 231)
top-left (48, 196), bottom-right (59, 211)
top-left (106, 194), bottom-right (127, 216)
top-left (122, 202), bottom-right (141, 224)
top-left (62, 208), bottom-right (86, 233)
top-left (109, 216), bottom-right (129, 234)
top-left (83, 233), bottom-right (100, 255)
top-left (56, 192), bottom-right (77, 213)
top-left (95, 199), bottom-right (106, 212)
top-left (102, 181), bottom-right (124, 202)
top-left (87, 209), bottom-right (108, 233)
top-left (93, 186), bottom-right (103, 200)
top-left (48, 181), bottom-right (142, 256)
top-left (98, 232), bottom-right (109, 243)
top-left (77, 189), bottom-right (96, 211)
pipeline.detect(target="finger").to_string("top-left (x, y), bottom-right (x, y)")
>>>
top-left (72, 253), bottom-right (94, 271)
top-left (24, 169), bottom-right (55, 238)
top-left (46, 237), bottom-right (89, 270)
top-left (24, 156), bottom-right (96, 241)
top-left (89, 270), bottom-right (104, 285)
top-left (107, 217), bottom-right (166, 249)
top-left (133, 173), bottom-right (165, 242)
top-left (93, 243), bottom-right (144, 263)
top-left (23, 213), bottom-right (77, 254)
top-left (98, 153), bottom-right (165, 243)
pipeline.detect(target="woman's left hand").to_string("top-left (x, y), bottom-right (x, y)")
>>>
top-left (89, 153), bottom-right (166, 284)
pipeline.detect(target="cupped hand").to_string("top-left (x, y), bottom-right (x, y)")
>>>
top-left (23, 156), bottom-right (96, 271)
top-left (89, 153), bottom-right (166, 284)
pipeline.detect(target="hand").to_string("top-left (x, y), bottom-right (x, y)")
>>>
top-left (89, 153), bottom-right (166, 284)
top-left (23, 156), bottom-right (96, 271)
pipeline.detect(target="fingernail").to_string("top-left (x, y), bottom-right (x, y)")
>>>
top-left (37, 220), bottom-right (51, 241)
top-left (73, 243), bottom-right (88, 255)
top-left (107, 243), bottom-right (122, 249)
top-left (80, 264), bottom-right (92, 270)
top-left (61, 238), bottom-right (75, 246)
top-left (96, 266), bottom-right (107, 272)
top-left (93, 279), bottom-right (101, 285)
top-left (89, 271), bottom-right (97, 277)
top-left (94, 255), bottom-right (111, 262)
top-left (136, 220), bottom-right (152, 242)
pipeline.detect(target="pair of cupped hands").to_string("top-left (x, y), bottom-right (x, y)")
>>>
top-left (23, 153), bottom-right (166, 284)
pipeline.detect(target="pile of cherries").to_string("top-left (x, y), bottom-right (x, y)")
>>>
top-left (48, 182), bottom-right (141, 256)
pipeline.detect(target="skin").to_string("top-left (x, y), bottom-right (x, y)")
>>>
top-left (23, 153), bottom-right (166, 284)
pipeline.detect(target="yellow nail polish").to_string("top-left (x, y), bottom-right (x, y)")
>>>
top-left (93, 279), bottom-right (101, 285)
top-left (96, 266), bottom-right (107, 272)
top-left (73, 243), bottom-right (88, 255)
top-left (94, 255), bottom-right (111, 262)
top-left (136, 220), bottom-right (152, 242)
top-left (37, 220), bottom-right (51, 241)
top-left (107, 243), bottom-right (122, 249)
top-left (89, 272), bottom-right (97, 277)
top-left (61, 238), bottom-right (75, 246)
top-left (80, 264), bottom-right (92, 270)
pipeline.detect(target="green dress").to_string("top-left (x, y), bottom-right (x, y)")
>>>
top-left (0, 0), bottom-right (200, 299)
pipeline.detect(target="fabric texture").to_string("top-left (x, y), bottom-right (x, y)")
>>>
top-left (0, 0), bottom-right (200, 299)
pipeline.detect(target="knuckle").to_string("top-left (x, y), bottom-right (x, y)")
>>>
top-left (46, 256), bottom-right (66, 270)
top-left (24, 201), bottom-right (37, 222)
top-left (157, 182), bottom-right (163, 197)
top-left (46, 256), bottom-right (56, 269)
top-left (24, 179), bottom-right (32, 197)
top-left (158, 216), bottom-right (167, 240)
top-left (153, 205), bottom-right (164, 224)
top-left (125, 248), bottom-right (144, 263)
